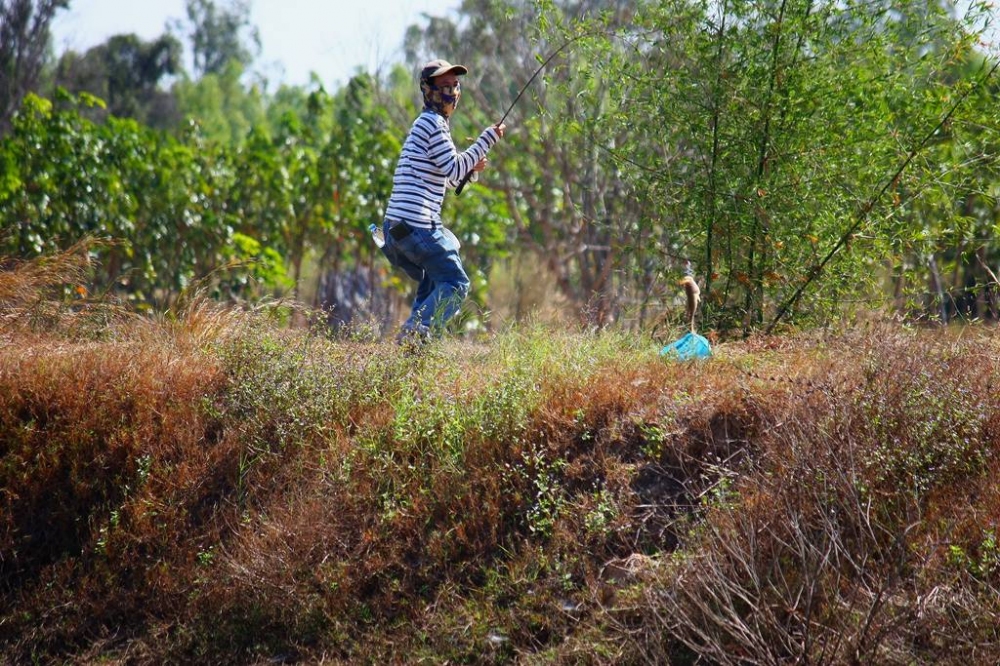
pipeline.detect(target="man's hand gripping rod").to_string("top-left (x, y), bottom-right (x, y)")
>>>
top-left (455, 33), bottom-right (590, 196)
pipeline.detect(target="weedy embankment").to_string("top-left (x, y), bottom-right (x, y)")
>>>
top-left (2, 248), bottom-right (1000, 664)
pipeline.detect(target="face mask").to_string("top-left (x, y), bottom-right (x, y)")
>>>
top-left (421, 79), bottom-right (461, 117)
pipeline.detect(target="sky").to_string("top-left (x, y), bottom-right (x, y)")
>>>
top-left (49, 1), bottom-right (1000, 91)
top-left (51, 0), bottom-right (462, 90)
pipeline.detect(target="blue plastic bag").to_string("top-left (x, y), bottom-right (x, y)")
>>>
top-left (660, 332), bottom-right (712, 360)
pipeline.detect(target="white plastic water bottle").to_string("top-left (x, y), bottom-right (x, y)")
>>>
top-left (369, 223), bottom-right (385, 248)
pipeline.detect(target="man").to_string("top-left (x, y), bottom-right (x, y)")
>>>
top-left (380, 58), bottom-right (507, 343)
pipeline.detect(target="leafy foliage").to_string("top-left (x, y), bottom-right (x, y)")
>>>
top-left (175, 0), bottom-right (260, 78)
top-left (52, 32), bottom-right (183, 129)
top-left (0, 80), bottom-right (409, 311)
top-left (0, 0), bottom-right (68, 135)
top-left (5, 0), bottom-right (999, 334)
top-left (0, 91), bottom-right (254, 304)
top-left (571, 0), bottom-right (1000, 333)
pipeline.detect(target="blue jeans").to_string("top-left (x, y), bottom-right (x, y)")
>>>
top-left (381, 220), bottom-right (470, 335)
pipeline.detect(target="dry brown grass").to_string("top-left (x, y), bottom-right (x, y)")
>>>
top-left (3, 249), bottom-right (1000, 664)
top-left (579, 326), bottom-right (1000, 665)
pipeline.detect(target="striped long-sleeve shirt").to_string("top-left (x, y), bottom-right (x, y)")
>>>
top-left (384, 110), bottom-right (500, 229)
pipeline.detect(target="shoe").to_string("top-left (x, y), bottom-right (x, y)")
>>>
top-left (395, 325), bottom-right (431, 352)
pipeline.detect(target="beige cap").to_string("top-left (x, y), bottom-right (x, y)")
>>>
top-left (420, 59), bottom-right (468, 81)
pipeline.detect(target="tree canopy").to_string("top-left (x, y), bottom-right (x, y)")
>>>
top-left (0, 0), bottom-right (68, 134)
top-left (1, 0), bottom-right (998, 335)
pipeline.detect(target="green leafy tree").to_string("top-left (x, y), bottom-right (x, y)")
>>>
top-left (404, 0), bottom-right (998, 332)
top-left (0, 91), bottom-right (284, 305)
top-left (51, 32), bottom-right (183, 129)
top-left (236, 76), bottom-right (403, 315)
top-left (0, 0), bottom-right (68, 135)
top-left (577, 0), bottom-right (999, 333)
top-left (174, 0), bottom-right (260, 79)
top-left (173, 59), bottom-right (267, 145)
top-left (885, 44), bottom-right (1000, 323)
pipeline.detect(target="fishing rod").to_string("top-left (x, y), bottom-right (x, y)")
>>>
top-left (456, 31), bottom-right (594, 196)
